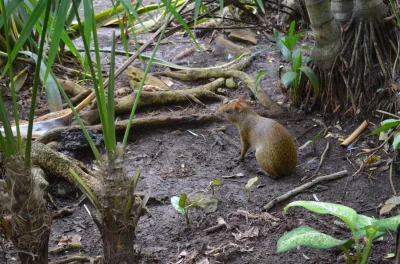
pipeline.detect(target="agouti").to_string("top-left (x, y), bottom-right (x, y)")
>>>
top-left (217, 98), bottom-right (298, 178)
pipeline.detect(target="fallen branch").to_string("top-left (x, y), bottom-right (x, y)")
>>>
top-left (79, 78), bottom-right (227, 124)
top-left (37, 114), bottom-right (221, 144)
top-left (49, 255), bottom-right (102, 264)
top-left (262, 170), bottom-right (348, 211)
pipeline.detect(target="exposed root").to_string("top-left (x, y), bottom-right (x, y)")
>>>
top-left (302, 16), bottom-right (399, 117)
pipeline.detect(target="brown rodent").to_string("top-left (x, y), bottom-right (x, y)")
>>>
top-left (216, 98), bottom-right (298, 178)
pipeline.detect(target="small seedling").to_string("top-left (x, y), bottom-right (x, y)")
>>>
top-left (277, 201), bottom-right (400, 264)
top-left (171, 192), bottom-right (199, 225)
top-left (245, 177), bottom-right (258, 201)
top-left (299, 128), bottom-right (324, 152)
top-left (208, 179), bottom-right (221, 195)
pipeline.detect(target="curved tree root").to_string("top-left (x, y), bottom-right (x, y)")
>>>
top-left (156, 68), bottom-right (283, 114)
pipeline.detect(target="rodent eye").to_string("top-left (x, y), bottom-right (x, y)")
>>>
top-left (224, 109), bottom-right (231, 114)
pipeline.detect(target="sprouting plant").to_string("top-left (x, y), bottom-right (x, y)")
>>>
top-left (208, 179), bottom-right (221, 195)
top-left (274, 21), bottom-right (319, 105)
top-left (245, 177), bottom-right (258, 201)
top-left (171, 192), bottom-right (200, 225)
top-left (277, 201), bottom-right (400, 264)
top-left (299, 128), bottom-right (324, 152)
top-left (371, 118), bottom-right (400, 150)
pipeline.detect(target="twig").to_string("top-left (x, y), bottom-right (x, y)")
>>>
top-left (301, 142), bottom-right (330, 182)
top-left (262, 170), bottom-right (348, 211)
top-left (49, 255), bottom-right (101, 264)
top-left (390, 160), bottom-right (396, 195)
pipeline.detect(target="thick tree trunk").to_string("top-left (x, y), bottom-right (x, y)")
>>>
top-left (2, 157), bottom-right (51, 264)
top-left (331, 0), bottom-right (354, 26)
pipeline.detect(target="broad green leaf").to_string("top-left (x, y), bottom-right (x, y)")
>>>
top-left (171, 196), bottom-right (185, 215)
top-left (276, 225), bottom-right (347, 253)
top-left (374, 214), bottom-right (400, 231)
top-left (245, 177), bottom-right (258, 191)
top-left (302, 45), bottom-right (311, 51)
top-left (393, 132), bottom-right (400, 149)
top-left (273, 28), bottom-right (291, 61)
top-left (179, 192), bottom-right (187, 209)
top-left (370, 119), bottom-right (400, 135)
top-left (210, 179), bottom-right (221, 186)
top-left (19, 51), bottom-right (62, 112)
top-left (187, 191), bottom-right (218, 213)
top-left (281, 71), bottom-right (297, 88)
top-left (284, 201), bottom-right (359, 230)
top-left (299, 66), bottom-right (319, 96)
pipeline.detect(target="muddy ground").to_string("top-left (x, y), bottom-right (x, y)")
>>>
top-left (1, 4), bottom-right (400, 264)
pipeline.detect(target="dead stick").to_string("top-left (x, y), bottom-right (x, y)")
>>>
top-left (340, 120), bottom-right (368, 147)
top-left (262, 170), bottom-right (348, 211)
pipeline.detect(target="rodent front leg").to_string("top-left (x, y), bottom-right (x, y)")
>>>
top-left (239, 137), bottom-right (250, 161)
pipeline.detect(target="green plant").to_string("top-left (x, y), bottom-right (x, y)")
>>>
top-left (0, 0), bottom-right (54, 263)
top-left (245, 176), bottom-right (258, 201)
top-left (274, 21), bottom-right (306, 61)
top-left (274, 21), bottom-right (318, 105)
top-left (208, 179), bottom-right (221, 195)
top-left (299, 128), bottom-right (324, 152)
top-left (371, 119), bottom-right (400, 150)
top-left (171, 192), bottom-right (201, 225)
top-left (277, 201), bottom-right (400, 264)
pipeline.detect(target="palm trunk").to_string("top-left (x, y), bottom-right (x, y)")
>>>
top-left (305, 0), bottom-right (341, 69)
top-left (96, 146), bottom-right (141, 264)
top-left (2, 157), bottom-right (51, 264)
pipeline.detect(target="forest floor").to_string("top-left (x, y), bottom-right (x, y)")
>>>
top-left (1, 3), bottom-right (399, 264)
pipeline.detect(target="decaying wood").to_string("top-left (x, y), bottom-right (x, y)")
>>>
top-left (78, 78), bottom-right (227, 124)
top-left (262, 170), bottom-right (348, 211)
top-left (37, 114), bottom-right (221, 144)
top-left (31, 142), bottom-right (101, 195)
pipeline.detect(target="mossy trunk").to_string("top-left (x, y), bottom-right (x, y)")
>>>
top-left (1, 157), bottom-right (51, 264)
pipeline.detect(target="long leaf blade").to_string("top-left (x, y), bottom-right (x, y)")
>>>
top-left (277, 225), bottom-right (347, 253)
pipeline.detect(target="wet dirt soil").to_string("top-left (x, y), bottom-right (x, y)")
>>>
top-left (1, 6), bottom-right (399, 264)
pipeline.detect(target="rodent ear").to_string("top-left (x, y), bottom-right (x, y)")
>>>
top-left (238, 98), bottom-right (246, 104)
top-left (234, 102), bottom-right (243, 112)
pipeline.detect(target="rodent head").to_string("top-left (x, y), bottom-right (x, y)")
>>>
top-left (216, 98), bottom-right (251, 123)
